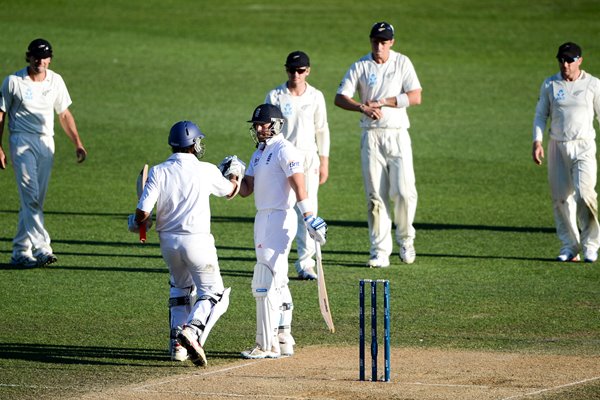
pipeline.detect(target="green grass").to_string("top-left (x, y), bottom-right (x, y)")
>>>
top-left (1, 0), bottom-right (599, 398)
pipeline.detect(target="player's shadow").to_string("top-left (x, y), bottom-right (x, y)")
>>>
top-left (0, 343), bottom-right (171, 366)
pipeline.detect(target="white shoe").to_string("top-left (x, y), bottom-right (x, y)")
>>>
top-left (170, 338), bottom-right (188, 361)
top-left (177, 326), bottom-right (207, 366)
top-left (9, 254), bottom-right (38, 268)
top-left (584, 249), bottom-right (598, 263)
top-left (557, 251), bottom-right (580, 262)
top-left (366, 255), bottom-right (390, 268)
top-left (297, 266), bottom-right (317, 280)
top-left (241, 344), bottom-right (280, 359)
top-left (400, 244), bottom-right (416, 264)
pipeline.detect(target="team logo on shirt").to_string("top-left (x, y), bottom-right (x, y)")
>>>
top-left (288, 161), bottom-right (300, 170)
top-left (283, 103), bottom-right (293, 117)
top-left (555, 89), bottom-right (565, 101)
top-left (368, 73), bottom-right (377, 87)
top-left (265, 153), bottom-right (273, 164)
top-left (24, 88), bottom-right (33, 101)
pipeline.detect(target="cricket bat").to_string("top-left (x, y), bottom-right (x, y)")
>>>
top-left (315, 240), bottom-right (335, 333)
top-left (136, 164), bottom-right (149, 243)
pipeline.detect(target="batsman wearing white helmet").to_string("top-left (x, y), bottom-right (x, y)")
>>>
top-left (231, 104), bottom-right (327, 359)
top-left (265, 50), bottom-right (331, 281)
top-left (129, 121), bottom-right (242, 366)
top-left (334, 21), bottom-right (422, 268)
top-left (532, 42), bottom-right (600, 263)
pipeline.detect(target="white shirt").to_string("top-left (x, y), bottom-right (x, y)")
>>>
top-left (138, 153), bottom-right (234, 234)
top-left (337, 50), bottom-right (421, 129)
top-left (533, 70), bottom-right (600, 142)
top-left (0, 67), bottom-right (72, 136)
top-left (246, 134), bottom-right (304, 211)
top-left (265, 82), bottom-right (330, 157)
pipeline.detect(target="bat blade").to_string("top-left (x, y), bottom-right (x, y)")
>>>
top-left (136, 164), bottom-right (149, 243)
top-left (315, 240), bottom-right (335, 333)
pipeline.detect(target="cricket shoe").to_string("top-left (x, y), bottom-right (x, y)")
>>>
top-left (400, 244), bottom-right (416, 264)
top-left (177, 326), bottom-right (207, 367)
top-left (241, 344), bottom-right (280, 359)
top-left (37, 253), bottom-right (58, 267)
top-left (556, 251), bottom-right (580, 262)
top-left (169, 338), bottom-right (188, 362)
top-left (9, 254), bottom-right (38, 268)
top-left (297, 266), bottom-right (317, 280)
top-left (584, 249), bottom-right (598, 263)
top-left (366, 254), bottom-right (389, 268)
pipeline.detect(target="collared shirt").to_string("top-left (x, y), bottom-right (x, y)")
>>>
top-left (533, 70), bottom-right (600, 142)
top-left (246, 134), bottom-right (304, 211)
top-left (265, 82), bottom-right (330, 157)
top-left (138, 153), bottom-right (234, 234)
top-left (0, 67), bottom-right (71, 136)
top-left (337, 50), bottom-right (421, 130)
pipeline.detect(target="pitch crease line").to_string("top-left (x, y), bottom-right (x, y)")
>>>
top-left (131, 359), bottom-right (272, 391)
top-left (499, 376), bottom-right (600, 400)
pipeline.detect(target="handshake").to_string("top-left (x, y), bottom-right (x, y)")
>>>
top-left (304, 215), bottom-right (327, 245)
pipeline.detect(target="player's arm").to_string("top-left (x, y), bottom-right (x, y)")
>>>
top-left (239, 175), bottom-right (254, 197)
top-left (0, 110), bottom-right (6, 169)
top-left (289, 172), bottom-right (309, 214)
top-left (58, 108), bottom-right (87, 163)
top-left (532, 141), bottom-right (544, 165)
top-left (135, 208), bottom-right (150, 225)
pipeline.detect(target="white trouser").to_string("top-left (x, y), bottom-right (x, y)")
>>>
top-left (160, 232), bottom-right (225, 333)
top-left (293, 151), bottom-right (320, 272)
top-left (360, 128), bottom-right (417, 258)
top-left (10, 133), bottom-right (55, 258)
top-left (253, 209), bottom-right (296, 350)
top-left (547, 138), bottom-right (600, 254)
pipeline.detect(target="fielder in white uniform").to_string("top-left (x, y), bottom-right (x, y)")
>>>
top-left (129, 121), bottom-right (241, 367)
top-left (0, 38), bottom-right (87, 268)
top-left (265, 50), bottom-right (331, 280)
top-left (236, 104), bottom-right (327, 359)
top-left (532, 42), bottom-right (600, 263)
top-left (334, 22), bottom-right (422, 268)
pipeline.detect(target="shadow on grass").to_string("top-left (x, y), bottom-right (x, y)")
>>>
top-left (0, 343), bottom-right (169, 366)
top-left (0, 343), bottom-right (255, 366)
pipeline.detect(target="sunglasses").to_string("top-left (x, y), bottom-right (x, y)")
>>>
top-left (557, 56), bottom-right (580, 64)
top-left (287, 68), bottom-right (308, 75)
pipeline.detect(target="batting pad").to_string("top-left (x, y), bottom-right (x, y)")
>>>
top-left (252, 263), bottom-right (281, 352)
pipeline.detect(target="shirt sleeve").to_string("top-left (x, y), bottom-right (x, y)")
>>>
top-left (336, 63), bottom-right (359, 98)
top-left (399, 56), bottom-right (422, 93)
top-left (314, 91), bottom-right (330, 157)
top-left (279, 143), bottom-right (304, 178)
top-left (0, 76), bottom-right (12, 113)
top-left (53, 74), bottom-right (72, 115)
top-left (209, 163), bottom-right (235, 197)
top-left (533, 79), bottom-right (551, 142)
top-left (137, 166), bottom-right (159, 213)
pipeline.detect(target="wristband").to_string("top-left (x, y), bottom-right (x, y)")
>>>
top-left (396, 93), bottom-right (410, 108)
top-left (297, 199), bottom-right (312, 215)
top-left (358, 104), bottom-right (366, 113)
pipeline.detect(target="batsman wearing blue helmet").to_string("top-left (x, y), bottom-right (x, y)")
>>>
top-left (129, 121), bottom-right (243, 367)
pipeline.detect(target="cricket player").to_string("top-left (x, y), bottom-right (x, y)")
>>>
top-left (129, 120), bottom-right (243, 366)
top-left (334, 22), bottom-right (422, 268)
top-left (0, 38), bottom-right (87, 268)
top-left (265, 50), bottom-right (331, 281)
top-left (532, 42), bottom-right (600, 263)
top-left (235, 104), bottom-right (327, 359)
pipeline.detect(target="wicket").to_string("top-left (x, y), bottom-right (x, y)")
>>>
top-left (359, 279), bottom-right (390, 382)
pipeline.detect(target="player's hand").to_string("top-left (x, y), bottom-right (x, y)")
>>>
top-left (219, 155), bottom-right (246, 180)
top-left (128, 214), bottom-right (152, 233)
top-left (532, 141), bottom-right (544, 165)
top-left (304, 215), bottom-right (327, 245)
top-left (0, 148), bottom-right (6, 169)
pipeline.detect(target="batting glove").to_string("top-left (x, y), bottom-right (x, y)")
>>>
top-left (218, 155), bottom-right (246, 181)
top-left (128, 214), bottom-right (152, 233)
top-left (304, 215), bottom-right (327, 245)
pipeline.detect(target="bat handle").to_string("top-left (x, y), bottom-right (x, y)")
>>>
top-left (139, 223), bottom-right (147, 243)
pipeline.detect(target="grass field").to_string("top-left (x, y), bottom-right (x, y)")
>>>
top-left (1, 0), bottom-right (599, 399)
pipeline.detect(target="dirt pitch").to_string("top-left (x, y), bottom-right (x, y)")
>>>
top-left (76, 346), bottom-right (599, 400)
